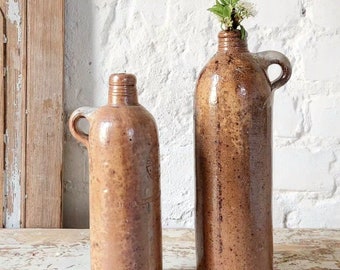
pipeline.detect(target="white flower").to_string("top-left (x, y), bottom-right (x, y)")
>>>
top-left (235, 1), bottom-right (257, 21)
top-left (221, 17), bottom-right (233, 29)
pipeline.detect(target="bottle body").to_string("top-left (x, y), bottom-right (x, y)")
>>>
top-left (89, 105), bottom-right (161, 270)
top-left (69, 74), bottom-right (162, 270)
top-left (195, 31), bottom-right (291, 270)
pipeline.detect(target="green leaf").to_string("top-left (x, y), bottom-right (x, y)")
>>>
top-left (225, 0), bottom-right (236, 5)
top-left (240, 25), bottom-right (247, 40)
top-left (222, 6), bottom-right (231, 17)
top-left (219, 0), bottom-right (228, 5)
top-left (208, 5), bottom-right (225, 18)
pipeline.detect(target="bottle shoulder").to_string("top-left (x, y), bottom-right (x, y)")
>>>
top-left (89, 104), bottom-right (158, 131)
top-left (201, 52), bottom-right (263, 74)
top-left (195, 52), bottom-right (272, 99)
top-left (197, 53), bottom-right (269, 85)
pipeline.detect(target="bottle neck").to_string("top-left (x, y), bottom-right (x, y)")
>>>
top-left (108, 85), bottom-right (139, 106)
top-left (217, 31), bottom-right (249, 54)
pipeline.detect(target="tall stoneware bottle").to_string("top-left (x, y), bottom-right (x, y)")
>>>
top-left (195, 31), bottom-right (292, 269)
top-left (69, 74), bottom-right (162, 270)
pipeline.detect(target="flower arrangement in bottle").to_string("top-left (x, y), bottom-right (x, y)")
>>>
top-left (208, 0), bottom-right (256, 38)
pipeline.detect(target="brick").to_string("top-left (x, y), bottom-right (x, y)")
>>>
top-left (272, 194), bottom-right (285, 228)
top-left (273, 92), bottom-right (303, 138)
top-left (286, 210), bottom-right (301, 228)
top-left (273, 192), bottom-right (340, 228)
top-left (273, 148), bottom-right (334, 192)
top-left (303, 35), bottom-right (340, 81)
top-left (161, 145), bottom-right (194, 227)
top-left (312, 0), bottom-right (340, 30)
top-left (254, 0), bottom-right (301, 28)
top-left (298, 199), bottom-right (340, 228)
top-left (135, 1), bottom-right (168, 26)
top-left (310, 96), bottom-right (340, 137)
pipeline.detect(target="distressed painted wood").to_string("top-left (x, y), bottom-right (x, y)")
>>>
top-left (0, 6), bottom-right (4, 227)
top-left (0, 229), bottom-right (339, 269)
top-left (1, 0), bottom-right (27, 228)
top-left (1, 0), bottom-right (64, 228)
top-left (25, 0), bottom-right (64, 228)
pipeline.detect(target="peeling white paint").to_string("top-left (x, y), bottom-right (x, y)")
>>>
top-left (5, 155), bottom-right (21, 228)
top-left (4, 71), bottom-right (23, 228)
top-left (7, 0), bottom-right (22, 43)
top-left (16, 73), bottom-right (22, 92)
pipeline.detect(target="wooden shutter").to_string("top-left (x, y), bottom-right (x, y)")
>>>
top-left (1, 0), bottom-right (26, 228)
top-left (25, 0), bottom-right (64, 228)
top-left (1, 0), bottom-right (64, 228)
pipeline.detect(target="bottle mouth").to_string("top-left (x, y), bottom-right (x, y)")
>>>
top-left (108, 73), bottom-right (138, 105)
top-left (218, 30), bottom-right (243, 39)
top-left (218, 30), bottom-right (248, 53)
top-left (109, 73), bottom-right (137, 87)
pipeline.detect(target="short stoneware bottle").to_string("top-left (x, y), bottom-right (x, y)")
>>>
top-left (195, 31), bottom-right (292, 269)
top-left (69, 74), bottom-right (162, 270)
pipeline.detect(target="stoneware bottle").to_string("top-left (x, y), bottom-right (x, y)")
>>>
top-left (195, 31), bottom-right (292, 269)
top-left (69, 74), bottom-right (162, 270)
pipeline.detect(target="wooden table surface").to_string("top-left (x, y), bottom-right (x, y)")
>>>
top-left (0, 229), bottom-right (339, 269)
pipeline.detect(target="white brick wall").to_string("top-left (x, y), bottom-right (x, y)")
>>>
top-left (273, 148), bottom-right (335, 192)
top-left (64, 0), bottom-right (340, 229)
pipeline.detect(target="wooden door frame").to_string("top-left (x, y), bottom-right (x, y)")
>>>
top-left (1, 0), bottom-right (64, 228)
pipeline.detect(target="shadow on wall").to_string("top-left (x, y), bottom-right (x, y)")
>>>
top-left (63, 0), bottom-right (95, 228)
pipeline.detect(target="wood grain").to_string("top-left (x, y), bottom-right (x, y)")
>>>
top-left (0, 229), bottom-right (339, 269)
top-left (25, 0), bottom-right (64, 228)
top-left (2, 0), bottom-right (27, 228)
top-left (0, 6), bottom-right (4, 227)
top-left (19, 0), bottom-right (27, 227)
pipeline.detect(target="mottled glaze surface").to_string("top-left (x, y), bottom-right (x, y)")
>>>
top-left (69, 74), bottom-right (162, 270)
top-left (195, 31), bottom-right (292, 270)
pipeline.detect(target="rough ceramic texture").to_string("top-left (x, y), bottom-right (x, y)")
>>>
top-left (195, 31), bottom-right (291, 269)
top-left (69, 74), bottom-right (162, 270)
top-left (64, 0), bottom-right (340, 229)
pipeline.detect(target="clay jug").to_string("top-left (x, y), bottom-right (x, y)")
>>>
top-left (69, 74), bottom-right (162, 270)
top-left (195, 31), bottom-right (292, 269)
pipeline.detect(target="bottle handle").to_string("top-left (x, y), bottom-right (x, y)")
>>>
top-left (256, 51), bottom-right (292, 91)
top-left (69, 106), bottom-right (95, 148)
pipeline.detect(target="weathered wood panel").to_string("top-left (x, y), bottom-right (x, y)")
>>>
top-left (0, 6), bottom-right (4, 227)
top-left (2, 0), bottom-right (26, 228)
top-left (25, 0), bottom-right (64, 228)
top-left (0, 229), bottom-right (339, 269)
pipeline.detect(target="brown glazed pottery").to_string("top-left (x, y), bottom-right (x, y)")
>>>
top-left (69, 74), bottom-right (162, 270)
top-left (195, 31), bottom-right (292, 269)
